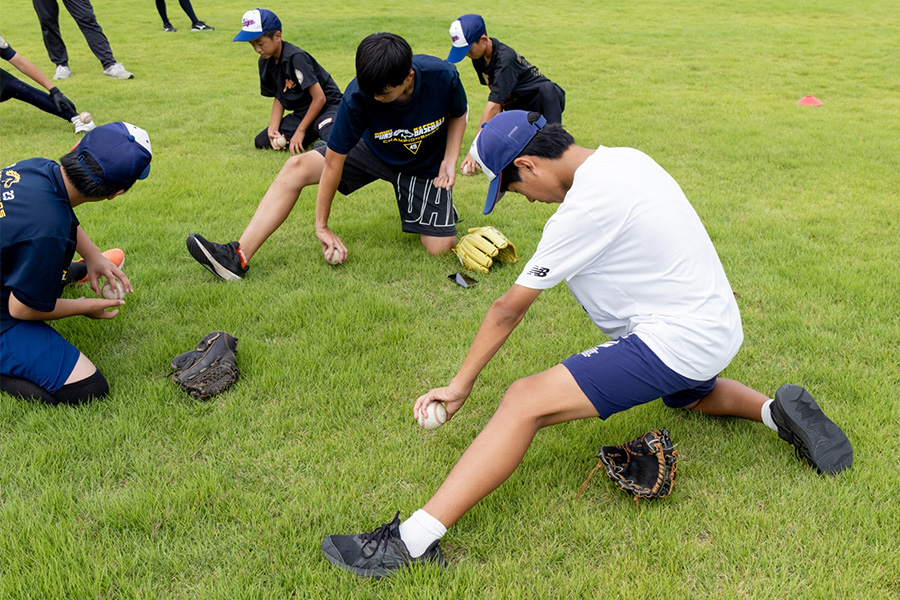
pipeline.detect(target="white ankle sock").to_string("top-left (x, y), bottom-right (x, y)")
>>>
top-left (399, 509), bottom-right (447, 558)
top-left (761, 399), bottom-right (778, 431)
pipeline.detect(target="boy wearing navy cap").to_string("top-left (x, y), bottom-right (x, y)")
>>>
top-left (1, 122), bottom-right (152, 405)
top-left (187, 32), bottom-right (467, 279)
top-left (319, 111), bottom-right (852, 578)
top-left (234, 8), bottom-right (343, 154)
top-left (447, 14), bottom-right (566, 176)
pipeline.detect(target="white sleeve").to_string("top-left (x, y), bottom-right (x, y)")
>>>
top-left (515, 205), bottom-right (611, 290)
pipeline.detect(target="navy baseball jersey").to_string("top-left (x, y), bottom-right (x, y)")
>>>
top-left (471, 38), bottom-right (555, 106)
top-left (327, 55), bottom-right (467, 177)
top-left (1, 158), bottom-right (79, 333)
top-left (259, 41), bottom-right (342, 115)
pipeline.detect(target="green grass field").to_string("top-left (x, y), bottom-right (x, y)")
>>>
top-left (2, 0), bottom-right (899, 597)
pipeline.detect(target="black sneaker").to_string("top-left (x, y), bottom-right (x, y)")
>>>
top-left (186, 234), bottom-right (248, 280)
top-left (62, 261), bottom-right (88, 286)
top-left (771, 384), bottom-right (853, 475)
top-left (321, 512), bottom-right (447, 579)
top-left (163, 23), bottom-right (177, 32)
top-left (191, 21), bottom-right (214, 31)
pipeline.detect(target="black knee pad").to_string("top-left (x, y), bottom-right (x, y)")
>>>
top-left (53, 370), bottom-right (109, 405)
top-left (0, 375), bottom-right (56, 402)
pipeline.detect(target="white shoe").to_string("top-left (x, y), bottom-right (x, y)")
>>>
top-left (54, 65), bottom-right (72, 80)
top-left (102, 63), bottom-right (134, 79)
top-left (71, 115), bottom-right (97, 134)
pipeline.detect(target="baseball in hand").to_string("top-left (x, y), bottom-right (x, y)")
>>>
top-left (273, 135), bottom-right (287, 149)
top-left (79, 112), bottom-right (92, 124)
top-left (101, 279), bottom-right (125, 300)
top-left (418, 401), bottom-right (448, 430)
top-left (326, 248), bottom-right (341, 265)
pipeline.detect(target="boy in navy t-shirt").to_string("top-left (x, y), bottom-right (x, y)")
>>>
top-left (187, 33), bottom-right (468, 280)
top-left (0, 122), bottom-right (152, 404)
top-left (233, 9), bottom-right (343, 154)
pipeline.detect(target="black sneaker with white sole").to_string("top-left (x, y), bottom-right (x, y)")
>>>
top-left (771, 384), bottom-right (853, 475)
top-left (186, 233), bottom-right (248, 280)
top-left (321, 512), bottom-right (447, 579)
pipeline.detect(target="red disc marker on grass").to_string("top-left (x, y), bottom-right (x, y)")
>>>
top-left (797, 96), bottom-right (823, 106)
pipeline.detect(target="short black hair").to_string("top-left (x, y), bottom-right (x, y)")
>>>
top-left (59, 148), bottom-right (132, 198)
top-left (355, 33), bottom-right (413, 96)
top-left (261, 30), bottom-right (280, 39)
top-left (500, 115), bottom-right (574, 193)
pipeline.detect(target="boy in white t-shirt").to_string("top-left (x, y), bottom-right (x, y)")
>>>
top-left (320, 111), bottom-right (853, 578)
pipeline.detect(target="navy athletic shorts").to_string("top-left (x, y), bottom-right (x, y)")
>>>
top-left (316, 141), bottom-right (457, 237)
top-left (562, 334), bottom-right (717, 420)
top-left (0, 321), bottom-right (80, 394)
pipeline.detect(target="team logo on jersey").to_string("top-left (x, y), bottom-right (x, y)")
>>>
top-left (294, 69), bottom-right (304, 86)
top-left (2, 169), bottom-right (20, 188)
top-left (373, 118), bottom-right (444, 155)
top-left (284, 79), bottom-right (295, 92)
top-left (526, 265), bottom-right (550, 278)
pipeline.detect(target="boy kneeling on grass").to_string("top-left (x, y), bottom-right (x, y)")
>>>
top-left (187, 32), bottom-right (467, 279)
top-left (320, 111), bottom-right (853, 578)
top-left (232, 8), bottom-right (343, 154)
top-left (1, 122), bottom-right (152, 405)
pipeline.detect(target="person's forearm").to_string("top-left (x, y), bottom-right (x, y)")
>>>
top-left (296, 84), bottom-right (326, 136)
top-left (75, 226), bottom-right (102, 262)
top-left (314, 150), bottom-right (345, 230)
top-left (8, 54), bottom-right (54, 91)
top-left (451, 286), bottom-right (538, 392)
top-left (10, 293), bottom-right (88, 321)
top-left (443, 113), bottom-right (468, 165)
top-left (479, 102), bottom-right (502, 126)
top-left (269, 98), bottom-right (285, 131)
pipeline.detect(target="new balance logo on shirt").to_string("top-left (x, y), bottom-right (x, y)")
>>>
top-left (527, 266), bottom-right (550, 277)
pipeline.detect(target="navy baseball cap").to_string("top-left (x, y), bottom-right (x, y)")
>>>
top-left (447, 14), bottom-right (486, 63)
top-left (469, 110), bottom-right (546, 215)
top-left (77, 122), bottom-right (152, 190)
top-left (233, 8), bottom-right (281, 42)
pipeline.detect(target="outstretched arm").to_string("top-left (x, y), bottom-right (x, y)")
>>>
top-left (314, 148), bottom-right (349, 263)
top-left (7, 53), bottom-right (54, 91)
top-left (460, 102), bottom-right (503, 175)
top-left (414, 284), bottom-right (542, 419)
top-left (434, 112), bottom-right (468, 190)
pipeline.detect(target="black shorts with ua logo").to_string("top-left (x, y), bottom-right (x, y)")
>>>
top-left (316, 141), bottom-right (457, 237)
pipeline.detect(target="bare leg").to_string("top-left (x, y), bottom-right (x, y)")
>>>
top-left (64, 352), bottom-right (97, 384)
top-left (420, 234), bottom-right (455, 255)
top-left (238, 151), bottom-right (325, 260)
top-left (685, 377), bottom-right (768, 421)
top-left (423, 364), bottom-right (599, 528)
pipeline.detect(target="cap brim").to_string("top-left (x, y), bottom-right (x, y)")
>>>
top-left (232, 30), bottom-right (263, 42)
top-left (447, 44), bottom-right (471, 63)
top-left (483, 172), bottom-right (504, 215)
top-left (138, 163), bottom-right (151, 181)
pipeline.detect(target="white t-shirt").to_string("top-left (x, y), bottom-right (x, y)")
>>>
top-left (515, 146), bottom-right (743, 381)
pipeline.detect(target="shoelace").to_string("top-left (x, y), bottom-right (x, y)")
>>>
top-left (359, 512), bottom-right (400, 559)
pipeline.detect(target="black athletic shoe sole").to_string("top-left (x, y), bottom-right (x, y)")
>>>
top-left (772, 384), bottom-right (853, 475)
